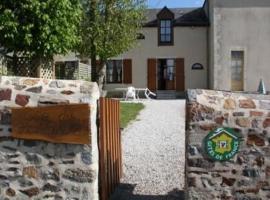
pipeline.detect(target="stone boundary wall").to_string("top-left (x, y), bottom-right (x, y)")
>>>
top-left (0, 76), bottom-right (100, 200)
top-left (186, 89), bottom-right (270, 200)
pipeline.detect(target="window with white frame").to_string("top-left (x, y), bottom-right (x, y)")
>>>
top-left (159, 19), bottom-right (172, 44)
top-left (106, 60), bottom-right (123, 83)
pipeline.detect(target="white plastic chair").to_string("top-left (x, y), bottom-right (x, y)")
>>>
top-left (125, 86), bottom-right (136, 101)
top-left (144, 88), bottom-right (156, 99)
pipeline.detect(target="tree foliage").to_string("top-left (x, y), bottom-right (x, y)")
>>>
top-left (0, 0), bottom-right (82, 60)
top-left (79, 0), bottom-right (145, 84)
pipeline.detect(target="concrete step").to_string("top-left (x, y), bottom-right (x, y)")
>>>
top-left (156, 90), bottom-right (176, 99)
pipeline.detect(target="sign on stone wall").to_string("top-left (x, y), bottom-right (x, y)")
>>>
top-left (11, 104), bottom-right (90, 144)
top-left (204, 127), bottom-right (240, 161)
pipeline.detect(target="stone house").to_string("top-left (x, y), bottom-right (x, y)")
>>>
top-left (106, 0), bottom-right (270, 95)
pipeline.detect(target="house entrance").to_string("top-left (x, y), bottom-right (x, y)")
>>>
top-left (157, 59), bottom-right (175, 90)
top-left (147, 58), bottom-right (184, 91)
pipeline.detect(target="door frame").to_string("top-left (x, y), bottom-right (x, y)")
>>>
top-left (157, 58), bottom-right (176, 90)
top-left (147, 57), bottom-right (185, 91)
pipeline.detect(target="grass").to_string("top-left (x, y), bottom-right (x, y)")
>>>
top-left (120, 102), bottom-right (145, 128)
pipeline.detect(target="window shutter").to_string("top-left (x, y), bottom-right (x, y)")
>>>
top-left (175, 58), bottom-right (185, 91)
top-left (123, 59), bottom-right (132, 84)
top-left (147, 58), bottom-right (157, 91)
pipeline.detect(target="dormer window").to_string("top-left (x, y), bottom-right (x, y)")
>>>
top-left (157, 7), bottom-right (174, 46)
top-left (160, 19), bottom-right (172, 43)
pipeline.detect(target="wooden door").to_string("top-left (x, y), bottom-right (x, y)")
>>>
top-left (147, 59), bottom-right (157, 91)
top-left (175, 58), bottom-right (185, 91)
top-left (165, 59), bottom-right (176, 90)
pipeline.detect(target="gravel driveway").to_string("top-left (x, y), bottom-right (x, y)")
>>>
top-left (111, 100), bottom-right (186, 200)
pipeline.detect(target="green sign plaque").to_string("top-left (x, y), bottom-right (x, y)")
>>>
top-left (204, 127), bottom-right (240, 161)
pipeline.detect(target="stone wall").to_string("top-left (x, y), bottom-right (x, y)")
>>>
top-left (186, 89), bottom-right (270, 200)
top-left (0, 76), bottom-right (100, 200)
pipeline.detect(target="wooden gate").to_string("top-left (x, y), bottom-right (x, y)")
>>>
top-left (99, 98), bottom-right (122, 200)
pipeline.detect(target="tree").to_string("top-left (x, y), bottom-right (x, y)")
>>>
top-left (0, 0), bottom-right (81, 75)
top-left (79, 0), bottom-right (145, 91)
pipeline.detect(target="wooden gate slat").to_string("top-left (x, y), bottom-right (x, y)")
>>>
top-left (99, 98), bottom-right (122, 200)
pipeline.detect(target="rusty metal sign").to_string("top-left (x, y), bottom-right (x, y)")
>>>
top-left (11, 104), bottom-right (90, 144)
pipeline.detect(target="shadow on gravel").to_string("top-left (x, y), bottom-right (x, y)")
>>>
top-left (110, 183), bottom-right (185, 200)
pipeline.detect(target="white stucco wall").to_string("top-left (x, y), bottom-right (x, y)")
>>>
top-left (105, 26), bottom-right (208, 91)
top-left (209, 0), bottom-right (270, 91)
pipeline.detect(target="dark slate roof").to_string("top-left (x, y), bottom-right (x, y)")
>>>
top-left (144, 7), bottom-right (209, 27)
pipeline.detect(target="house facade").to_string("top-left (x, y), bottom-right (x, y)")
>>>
top-left (207, 0), bottom-right (270, 91)
top-left (105, 0), bottom-right (270, 93)
top-left (105, 7), bottom-right (209, 93)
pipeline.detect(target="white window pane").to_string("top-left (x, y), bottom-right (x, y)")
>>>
top-left (236, 60), bottom-right (242, 66)
top-left (236, 67), bottom-right (242, 74)
top-left (166, 27), bottom-right (171, 34)
top-left (231, 60), bottom-right (237, 68)
top-left (165, 35), bottom-right (171, 41)
top-left (160, 20), bottom-right (166, 27)
top-left (107, 61), bottom-right (113, 69)
top-left (167, 59), bottom-right (174, 66)
top-left (166, 20), bottom-right (171, 27)
top-left (115, 60), bottom-right (122, 68)
top-left (161, 28), bottom-right (165, 34)
top-left (161, 35), bottom-right (165, 41)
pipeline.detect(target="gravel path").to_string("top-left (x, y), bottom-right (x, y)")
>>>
top-left (111, 100), bottom-right (186, 200)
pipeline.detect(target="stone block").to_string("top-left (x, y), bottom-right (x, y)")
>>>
top-left (6, 188), bottom-right (15, 197)
top-left (42, 168), bottom-right (60, 181)
top-left (18, 177), bottom-right (34, 187)
top-left (15, 94), bottom-right (30, 106)
top-left (233, 112), bottom-right (245, 117)
top-left (188, 145), bottom-right (201, 156)
top-left (188, 177), bottom-right (196, 187)
top-left (266, 166), bottom-right (270, 178)
top-left (20, 187), bottom-right (39, 198)
top-left (263, 118), bottom-right (270, 128)
top-left (0, 89), bottom-right (12, 101)
top-left (224, 98), bottom-right (236, 110)
top-left (61, 90), bottom-right (75, 95)
top-left (49, 80), bottom-right (65, 88)
top-left (42, 183), bottom-right (61, 192)
top-left (25, 153), bottom-right (42, 165)
top-left (251, 119), bottom-right (261, 129)
top-left (247, 134), bottom-right (265, 146)
top-left (26, 86), bottom-right (42, 93)
top-left (221, 177), bottom-right (236, 187)
top-left (188, 158), bottom-right (215, 169)
top-left (243, 168), bottom-right (260, 178)
top-left (23, 79), bottom-right (39, 86)
top-left (236, 118), bottom-right (250, 127)
top-left (199, 123), bottom-right (217, 131)
top-left (254, 156), bottom-right (264, 167)
top-left (14, 84), bottom-right (26, 91)
top-left (239, 99), bottom-right (256, 109)
top-left (259, 100), bottom-right (270, 110)
top-left (250, 111), bottom-right (264, 117)
top-left (23, 166), bottom-right (38, 179)
top-left (0, 111), bottom-right (11, 125)
top-left (81, 151), bottom-right (92, 165)
top-left (215, 116), bottom-right (224, 125)
top-left (63, 168), bottom-right (95, 183)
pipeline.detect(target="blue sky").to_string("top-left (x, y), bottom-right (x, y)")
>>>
top-left (147, 0), bottom-right (205, 8)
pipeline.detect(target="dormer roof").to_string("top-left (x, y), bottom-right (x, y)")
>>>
top-left (144, 7), bottom-right (209, 27)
